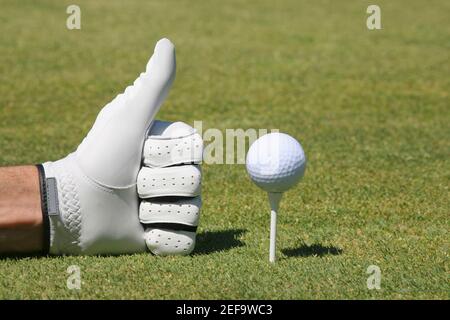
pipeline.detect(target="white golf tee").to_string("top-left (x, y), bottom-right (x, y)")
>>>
top-left (268, 192), bottom-right (283, 263)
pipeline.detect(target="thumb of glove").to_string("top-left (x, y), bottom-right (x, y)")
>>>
top-left (76, 38), bottom-right (176, 188)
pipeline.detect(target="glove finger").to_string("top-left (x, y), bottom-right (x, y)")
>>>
top-left (140, 196), bottom-right (201, 227)
top-left (137, 165), bottom-right (201, 198)
top-left (114, 38), bottom-right (176, 135)
top-left (143, 120), bottom-right (203, 168)
top-left (144, 228), bottom-right (196, 256)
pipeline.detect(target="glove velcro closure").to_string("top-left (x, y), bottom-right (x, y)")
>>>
top-left (36, 164), bottom-right (51, 255)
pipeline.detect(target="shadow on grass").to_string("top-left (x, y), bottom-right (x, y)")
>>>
top-left (0, 252), bottom-right (49, 261)
top-left (0, 229), bottom-right (247, 259)
top-left (282, 243), bottom-right (343, 258)
top-left (194, 229), bottom-right (247, 255)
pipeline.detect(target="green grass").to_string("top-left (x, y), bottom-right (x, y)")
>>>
top-left (0, 0), bottom-right (449, 299)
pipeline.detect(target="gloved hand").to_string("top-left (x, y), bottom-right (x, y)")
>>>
top-left (37, 38), bottom-right (203, 255)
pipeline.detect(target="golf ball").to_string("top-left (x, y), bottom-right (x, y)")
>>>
top-left (246, 132), bottom-right (306, 193)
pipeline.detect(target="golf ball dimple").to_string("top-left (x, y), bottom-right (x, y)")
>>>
top-left (246, 133), bottom-right (306, 193)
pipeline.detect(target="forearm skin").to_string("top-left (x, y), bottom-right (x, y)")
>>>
top-left (0, 166), bottom-right (43, 253)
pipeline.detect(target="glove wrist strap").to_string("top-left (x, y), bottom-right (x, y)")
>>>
top-left (36, 164), bottom-right (51, 255)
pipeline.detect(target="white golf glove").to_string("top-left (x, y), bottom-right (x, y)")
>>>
top-left (37, 38), bottom-right (203, 255)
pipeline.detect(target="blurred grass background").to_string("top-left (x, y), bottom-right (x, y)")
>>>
top-left (0, 0), bottom-right (448, 299)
